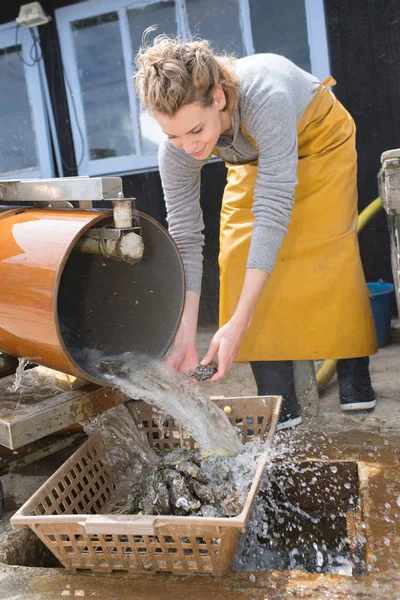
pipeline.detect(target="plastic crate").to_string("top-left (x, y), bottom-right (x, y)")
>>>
top-left (11, 395), bottom-right (281, 575)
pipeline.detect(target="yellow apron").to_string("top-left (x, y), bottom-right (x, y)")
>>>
top-left (218, 78), bottom-right (377, 361)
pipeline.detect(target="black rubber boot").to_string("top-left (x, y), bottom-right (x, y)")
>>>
top-left (337, 356), bottom-right (376, 411)
top-left (250, 361), bottom-right (302, 430)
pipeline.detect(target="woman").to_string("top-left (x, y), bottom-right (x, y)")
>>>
top-left (135, 35), bottom-right (377, 429)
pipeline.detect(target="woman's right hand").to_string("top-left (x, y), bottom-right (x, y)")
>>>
top-left (166, 341), bottom-right (199, 374)
top-left (166, 290), bottom-right (200, 374)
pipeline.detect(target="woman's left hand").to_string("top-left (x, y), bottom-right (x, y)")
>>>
top-left (200, 315), bottom-right (250, 381)
top-left (201, 268), bottom-right (270, 381)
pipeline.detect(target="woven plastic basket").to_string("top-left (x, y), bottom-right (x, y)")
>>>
top-left (12, 395), bottom-right (281, 575)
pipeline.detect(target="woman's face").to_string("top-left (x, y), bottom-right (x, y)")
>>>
top-left (154, 87), bottom-right (228, 160)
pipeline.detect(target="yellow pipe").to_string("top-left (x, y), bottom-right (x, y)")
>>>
top-left (357, 196), bottom-right (383, 234)
top-left (316, 196), bottom-right (383, 390)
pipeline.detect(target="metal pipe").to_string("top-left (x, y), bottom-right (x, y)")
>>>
top-left (0, 208), bottom-right (185, 385)
top-left (76, 229), bottom-right (144, 264)
top-left (112, 195), bottom-right (133, 229)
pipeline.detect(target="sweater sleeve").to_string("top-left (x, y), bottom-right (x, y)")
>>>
top-left (243, 89), bottom-right (298, 274)
top-left (158, 140), bottom-right (207, 294)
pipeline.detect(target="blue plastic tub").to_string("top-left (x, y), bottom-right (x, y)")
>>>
top-left (367, 279), bottom-right (394, 348)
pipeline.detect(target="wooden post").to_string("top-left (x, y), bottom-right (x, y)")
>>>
top-left (293, 360), bottom-right (319, 417)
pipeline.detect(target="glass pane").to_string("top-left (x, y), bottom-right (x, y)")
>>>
top-left (249, 0), bottom-right (311, 72)
top-left (128, 2), bottom-right (176, 155)
top-left (186, 0), bottom-right (245, 57)
top-left (72, 12), bottom-right (135, 160)
top-left (0, 46), bottom-right (38, 175)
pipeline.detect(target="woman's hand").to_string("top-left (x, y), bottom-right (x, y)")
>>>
top-left (166, 341), bottom-right (199, 374)
top-left (166, 290), bottom-right (200, 374)
top-left (201, 268), bottom-right (271, 381)
top-left (200, 314), bottom-right (250, 381)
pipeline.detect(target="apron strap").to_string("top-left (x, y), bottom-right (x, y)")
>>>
top-left (322, 76), bottom-right (337, 87)
top-left (239, 123), bottom-right (259, 151)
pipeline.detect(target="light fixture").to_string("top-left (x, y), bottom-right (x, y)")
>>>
top-left (16, 2), bottom-right (51, 28)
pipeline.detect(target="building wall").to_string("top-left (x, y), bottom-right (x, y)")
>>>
top-left (324, 0), bottom-right (400, 287)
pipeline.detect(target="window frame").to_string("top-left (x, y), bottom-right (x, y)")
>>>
top-left (305, 0), bottom-right (331, 83)
top-left (0, 22), bottom-right (54, 180)
top-left (55, 0), bottom-right (331, 177)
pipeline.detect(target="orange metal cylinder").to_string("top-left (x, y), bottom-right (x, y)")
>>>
top-left (0, 208), bottom-right (184, 385)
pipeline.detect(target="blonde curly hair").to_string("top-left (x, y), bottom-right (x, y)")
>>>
top-left (135, 32), bottom-right (240, 117)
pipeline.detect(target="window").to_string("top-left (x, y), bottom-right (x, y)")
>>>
top-left (0, 22), bottom-right (54, 179)
top-left (56, 0), bottom-right (254, 176)
top-left (127, 2), bottom-right (177, 155)
top-left (72, 13), bottom-right (135, 162)
top-left (250, 0), bottom-right (311, 71)
top-left (56, 0), bottom-right (329, 176)
top-left (186, 0), bottom-right (248, 56)
top-left (249, 0), bottom-right (330, 80)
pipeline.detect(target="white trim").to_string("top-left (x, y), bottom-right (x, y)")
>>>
top-left (0, 23), bottom-right (54, 178)
top-left (305, 0), bottom-right (331, 81)
top-left (56, 0), bottom-right (330, 176)
top-left (175, 0), bottom-right (190, 40)
top-left (86, 153), bottom-right (158, 176)
top-left (239, 0), bottom-right (255, 56)
top-left (57, 0), bottom-right (125, 22)
top-left (56, 11), bottom-right (89, 173)
top-left (56, 0), bottom-right (175, 175)
top-left (118, 7), bottom-right (142, 155)
top-left (0, 168), bottom-right (42, 181)
top-left (55, 0), bottom-right (251, 176)
top-left (37, 31), bottom-right (64, 177)
top-left (0, 22), bottom-right (19, 33)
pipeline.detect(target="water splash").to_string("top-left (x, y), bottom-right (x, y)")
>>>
top-left (83, 402), bottom-right (158, 469)
top-left (82, 399), bottom-right (269, 517)
top-left (234, 428), bottom-right (366, 576)
top-left (9, 358), bottom-right (28, 393)
top-left (85, 352), bottom-right (242, 456)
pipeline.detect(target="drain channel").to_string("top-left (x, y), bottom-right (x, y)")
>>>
top-left (235, 460), bottom-right (365, 575)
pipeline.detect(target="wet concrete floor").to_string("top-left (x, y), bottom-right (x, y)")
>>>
top-left (2, 430), bottom-right (400, 599)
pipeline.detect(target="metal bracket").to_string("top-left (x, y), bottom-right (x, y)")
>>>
top-left (0, 177), bottom-right (123, 204)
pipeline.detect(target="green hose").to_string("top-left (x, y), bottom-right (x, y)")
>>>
top-left (316, 197), bottom-right (383, 390)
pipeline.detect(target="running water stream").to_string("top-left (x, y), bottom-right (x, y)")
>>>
top-left (85, 352), bottom-right (243, 456)
top-left (9, 358), bottom-right (28, 393)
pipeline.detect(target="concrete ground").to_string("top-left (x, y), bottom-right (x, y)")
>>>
top-left (0, 325), bottom-right (399, 598)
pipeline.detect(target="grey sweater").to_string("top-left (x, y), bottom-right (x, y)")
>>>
top-left (158, 54), bottom-right (320, 294)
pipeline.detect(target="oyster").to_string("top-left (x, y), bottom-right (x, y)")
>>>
top-left (220, 490), bottom-right (243, 517)
top-left (161, 449), bottom-right (201, 468)
top-left (162, 467), bottom-right (180, 486)
top-left (192, 363), bottom-right (218, 381)
top-left (114, 447), bottom-right (248, 519)
top-left (114, 482), bottom-right (143, 515)
top-left (138, 473), bottom-right (158, 515)
top-left (152, 471), bottom-right (171, 515)
top-left (200, 504), bottom-right (223, 517)
top-left (176, 461), bottom-right (208, 484)
top-left (190, 480), bottom-right (215, 504)
top-left (169, 474), bottom-right (201, 514)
